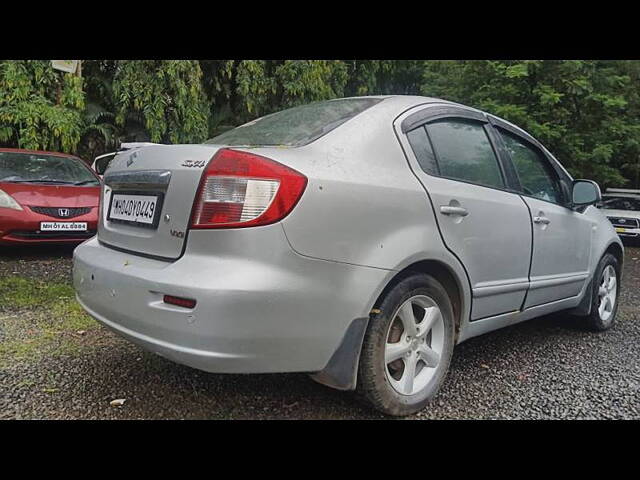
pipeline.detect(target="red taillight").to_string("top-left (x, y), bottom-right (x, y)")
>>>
top-left (190, 148), bottom-right (307, 229)
top-left (163, 294), bottom-right (197, 309)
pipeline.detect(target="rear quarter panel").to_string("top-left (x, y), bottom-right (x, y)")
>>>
top-left (247, 99), bottom-right (472, 331)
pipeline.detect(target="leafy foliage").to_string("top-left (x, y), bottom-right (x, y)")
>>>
top-left (112, 60), bottom-right (209, 144)
top-left (420, 60), bottom-right (640, 187)
top-left (1, 59), bottom-right (640, 188)
top-left (0, 60), bottom-right (84, 152)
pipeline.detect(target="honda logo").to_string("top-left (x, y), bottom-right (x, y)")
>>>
top-left (58, 208), bottom-right (70, 217)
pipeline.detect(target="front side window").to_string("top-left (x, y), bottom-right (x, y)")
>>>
top-left (499, 129), bottom-right (562, 204)
top-left (425, 119), bottom-right (504, 189)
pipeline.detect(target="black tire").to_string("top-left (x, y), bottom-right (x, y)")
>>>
top-left (356, 273), bottom-right (455, 416)
top-left (578, 253), bottom-right (621, 331)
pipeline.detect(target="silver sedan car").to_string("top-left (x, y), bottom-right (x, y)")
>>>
top-left (73, 96), bottom-right (623, 416)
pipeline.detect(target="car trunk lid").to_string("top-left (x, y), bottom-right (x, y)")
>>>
top-left (99, 145), bottom-right (221, 259)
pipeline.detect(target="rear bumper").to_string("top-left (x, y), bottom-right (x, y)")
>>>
top-left (73, 226), bottom-right (389, 374)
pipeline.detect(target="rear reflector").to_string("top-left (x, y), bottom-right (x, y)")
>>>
top-left (163, 295), bottom-right (197, 309)
top-left (190, 148), bottom-right (307, 229)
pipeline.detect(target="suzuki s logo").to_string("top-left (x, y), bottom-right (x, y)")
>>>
top-left (126, 151), bottom-right (137, 167)
top-left (58, 208), bottom-right (70, 217)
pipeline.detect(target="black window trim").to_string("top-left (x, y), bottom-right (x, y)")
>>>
top-left (401, 104), bottom-right (487, 134)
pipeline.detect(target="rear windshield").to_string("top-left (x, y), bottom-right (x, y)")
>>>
top-left (0, 152), bottom-right (99, 186)
top-left (205, 97), bottom-right (382, 147)
top-left (601, 196), bottom-right (640, 211)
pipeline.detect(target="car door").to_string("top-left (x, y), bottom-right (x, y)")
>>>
top-left (400, 106), bottom-right (532, 320)
top-left (492, 121), bottom-right (593, 307)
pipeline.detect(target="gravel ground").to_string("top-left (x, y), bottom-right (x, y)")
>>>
top-left (0, 243), bottom-right (638, 419)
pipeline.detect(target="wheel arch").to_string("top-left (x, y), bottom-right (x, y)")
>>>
top-left (310, 257), bottom-right (467, 392)
top-left (604, 241), bottom-right (624, 269)
top-left (371, 259), bottom-right (465, 343)
top-left (570, 240), bottom-right (624, 317)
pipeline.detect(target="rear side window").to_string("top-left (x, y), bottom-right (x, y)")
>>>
top-left (426, 120), bottom-right (504, 189)
top-left (205, 98), bottom-right (382, 147)
top-left (499, 129), bottom-right (562, 204)
top-left (406, 126), bottom-right (438, 175)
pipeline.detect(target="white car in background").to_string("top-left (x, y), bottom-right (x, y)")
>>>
top-left (599, 188), bottom-right (640, 239)
top-left (91, 142), bottom-right (159, 177)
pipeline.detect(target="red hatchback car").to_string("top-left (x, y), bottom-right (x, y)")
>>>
top-left (0, 148), bottom-right (101, 245)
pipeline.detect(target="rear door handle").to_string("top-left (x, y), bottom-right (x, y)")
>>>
top-left (440, 205), bottom-right (469, 217)
top-left (533, 216), bottom-right (550, 225)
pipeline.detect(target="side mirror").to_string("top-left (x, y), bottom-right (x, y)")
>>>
top-left (572, 179), bottom-right (601, 208)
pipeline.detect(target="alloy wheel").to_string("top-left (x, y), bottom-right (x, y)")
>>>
top-left (597, 265), bottom-right (617, 322)
top-left (384, 295), bottom-right (445, 396)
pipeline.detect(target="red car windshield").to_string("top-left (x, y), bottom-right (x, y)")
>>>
top-left (0, 152), bottom-right (99, 186)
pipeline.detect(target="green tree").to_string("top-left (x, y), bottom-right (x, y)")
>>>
top-left (2, 59), bottom-right (640, 188)
top-left (112, 60), bottom-right (210, 144)
top-left (0, 60), bottom-right (84, 152)
top-left (200, 60), bottom-right (351, 128)
top-left (420, 60), bottom-right (640, 188)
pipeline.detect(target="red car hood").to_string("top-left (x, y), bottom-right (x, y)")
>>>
top-left (0, 182), bottom-right (100, 207)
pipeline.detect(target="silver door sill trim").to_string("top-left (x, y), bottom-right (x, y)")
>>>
top-left (473, 280), bottom-right (529, 298)
top-left (458, 294), bottom-right (581, 343)
top-left (528, 273), bottom-right (589, 290)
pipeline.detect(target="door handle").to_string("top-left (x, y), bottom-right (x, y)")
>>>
top-left (533, 216), bottom-right (550, 225)
top-left (440, 205), bottom-right (469, 217)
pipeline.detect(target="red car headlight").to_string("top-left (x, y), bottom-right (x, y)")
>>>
top-left (0, 188), bottom-right (23, 211)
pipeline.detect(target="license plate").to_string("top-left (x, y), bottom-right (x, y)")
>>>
top-left (107, 192), bottom-right (162, 228)
top-left (615, 227), bottom-right (626, 233)
top-left (40, 222), bottom-right (87, 231)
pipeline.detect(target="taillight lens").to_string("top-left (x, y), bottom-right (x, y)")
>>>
top-left (190, 148), bottom-right (307, 229)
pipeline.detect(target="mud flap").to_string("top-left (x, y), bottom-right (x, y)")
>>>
top-left (309, 317), bottom-right (369, 391)
top-left (568, 276), bottom-right (594, 316)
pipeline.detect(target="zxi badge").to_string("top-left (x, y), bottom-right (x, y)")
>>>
top-left (181, 160), bottom-right (206, 168)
